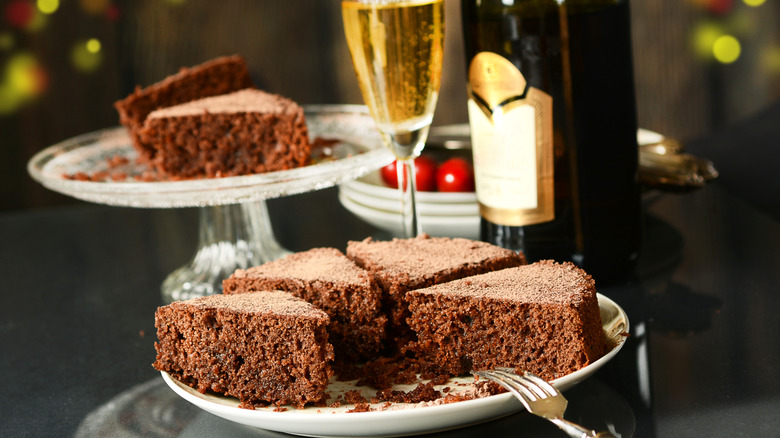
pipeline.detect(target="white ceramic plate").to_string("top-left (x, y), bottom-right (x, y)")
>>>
top-left (338, 191), bottom-right (480, 239)
top-left (340, 183), bottom-right (479, 217)
top-left (161, 294), bottom-right (628, 438)
top-left (342, 170), bottom-right (478, 204)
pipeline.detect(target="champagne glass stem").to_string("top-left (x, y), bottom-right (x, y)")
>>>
top-left (397, 156), bottom-right (421, 238)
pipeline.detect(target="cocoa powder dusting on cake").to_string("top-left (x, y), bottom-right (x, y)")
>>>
top-left (412, 260), bottom-right (596, 305)
top-left (145, 89), bottom-right (301, 119)
top-left (347, 234), bottom-right (524, 280)
top-left (185, 290), bottom-right (329, 318)
top-left (235, 247), bottom-right (370, 284)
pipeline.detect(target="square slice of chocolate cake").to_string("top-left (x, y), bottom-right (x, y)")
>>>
top-left (405, 260), bottom-right (607, 381)
top-left (153, 291), bottom-right (334, 409)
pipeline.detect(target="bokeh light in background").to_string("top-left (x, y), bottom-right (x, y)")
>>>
top-left (693, 21), bottom-right (725, 59)
top-left (0, 0), bottom-right (778, 117)
top-left (71, 38), bottom-right (103, 73)
top-left (0, 0), bottom-right (121, 115)
top-left (686, 0), bottom-right (772, 65)
top-left (0, 52), bottom-right (48, 115)
top-left (37, 0), bottom-right (59, 15)
top-left (713, 35), bottom-right (742, 63)
top-left (5, 0), bottom-right (35, 29)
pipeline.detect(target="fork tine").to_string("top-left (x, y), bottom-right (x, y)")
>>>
top-left (474, 370), bottom-right (535, 408)
top-left (493, 368), bottom-right (551, 399)
top-left (519, 372), bottom-right (558, 397)
top-left (491, 369), bottom-right (544, 400)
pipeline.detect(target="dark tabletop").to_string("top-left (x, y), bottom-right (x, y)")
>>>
top-left (3, 104), bottom-right (780, 437)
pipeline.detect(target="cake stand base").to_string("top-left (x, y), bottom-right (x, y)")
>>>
top-left (161, 200), bottom-right (290, 303)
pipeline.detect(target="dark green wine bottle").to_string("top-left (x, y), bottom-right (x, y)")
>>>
top-left (461, 0), bottom-right (642, 284)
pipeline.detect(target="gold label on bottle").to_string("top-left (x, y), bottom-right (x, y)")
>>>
top-left (467, 52), bottom-right (554, 226)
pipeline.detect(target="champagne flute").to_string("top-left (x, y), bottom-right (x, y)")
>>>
top-left (342, 0), bottom-right (445, 238)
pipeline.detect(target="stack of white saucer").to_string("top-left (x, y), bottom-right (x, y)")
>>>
top-left (338, 170), bottom-right (479, 239)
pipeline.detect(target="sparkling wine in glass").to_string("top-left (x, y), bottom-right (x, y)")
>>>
top-left (342, 0), bottom-right (445, 237)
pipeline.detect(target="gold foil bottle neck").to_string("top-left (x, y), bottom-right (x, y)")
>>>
top-left (469, 52), bottom-right (527, 110)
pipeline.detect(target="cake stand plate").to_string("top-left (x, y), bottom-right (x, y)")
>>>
top-left (28, 104), bottom-right (394, 302)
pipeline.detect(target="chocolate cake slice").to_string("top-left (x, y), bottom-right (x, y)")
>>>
top-left (153, 291), bottom-right (334, 409)
top-left (138, 88), bottom-right (311, 178)
top-left (223, 248), bottom-right (386, 361)
top-left (114, 54), bottom-right (254, 161)
top-left (346, 234), bottom-right (526, 351)
top-left (405, 260), bottom-right (607, 380)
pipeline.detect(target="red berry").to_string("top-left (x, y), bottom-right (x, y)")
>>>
top-left (380, 160), bottom-right (399, 188)
top-left (436, 157), bottom-right (475, 192)
top-left (413, 155), bottom-right (438, 192)
top-left (379, 155), bottom-right (439, 192)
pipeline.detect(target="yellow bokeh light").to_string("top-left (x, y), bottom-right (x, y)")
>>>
top-left (0, 52), bottom-right (46, 114)
top-left (37, 0), bottom-right (60, 14)
top-left (86, 38), bottom-right (101, 54)
top-left (7, 53), bottom-right (39, 96)
top-left (743, 0), bottom-right (766, 6)
top-left (71, 40), bottom-right (102, 72)
top-left (713, 35), bottom-right (741, 64)
top-left (692, 21), bottom-right (723, 59)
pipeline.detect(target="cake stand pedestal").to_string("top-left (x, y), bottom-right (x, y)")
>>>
top-left (161, 200), bottom-right (290, 302)
top-left (28, 105), bottom-right (393, 302)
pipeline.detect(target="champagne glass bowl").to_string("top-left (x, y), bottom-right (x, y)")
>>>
top-left (341, 0), bottom-right (445, 238)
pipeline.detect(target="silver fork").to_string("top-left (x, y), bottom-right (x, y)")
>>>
top-left (474, 368), bottom-right (616, 438)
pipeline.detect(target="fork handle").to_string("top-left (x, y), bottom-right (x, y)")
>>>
top-left (550, 418), bottom-right (616, 438)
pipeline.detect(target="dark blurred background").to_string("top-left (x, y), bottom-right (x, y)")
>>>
top-left (2, 0), bottom-right (779, 212)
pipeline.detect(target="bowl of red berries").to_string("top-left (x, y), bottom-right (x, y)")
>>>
top-left (339, 125), bottom-right (479, 238)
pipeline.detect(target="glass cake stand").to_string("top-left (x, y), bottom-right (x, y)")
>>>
top-left (28, 105), bottom-right (394, 302)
